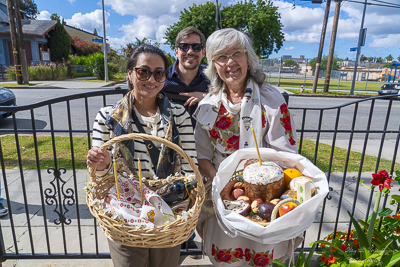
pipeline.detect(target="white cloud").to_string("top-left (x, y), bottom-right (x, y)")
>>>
top-left (67, 0), bottom-right (76, 4)
top-left (64, 9), bottom-right (109, 36)
top-left (285, 46), bottom-right (295, 51)
top-left (36, 10), bottom-right (51, 20)
top-left (369, 34), bottom-right (400, 48)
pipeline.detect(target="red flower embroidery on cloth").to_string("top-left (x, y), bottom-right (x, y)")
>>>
top-left (279, 103), bottom-right (296, 146)
top-left (219, 104), bottom-right (227, 115)
top-left (288, 136), bottom-right (296, 146)
top-left (217, 249), bottom-right (232, 262)
top-left (281, 115), bottom-right (292, 132)
top-left (215, 115), bottom-right (232, 130)
top-left (234, 248), bottom-right (244, 259)
top-left (226, 135), bottom-right (240, 150)
top-left (209, 129), bottom-right (222, 141)
top-left (262, 114), bottom-right (266, 128)
top-left (253, 252), bottom-right (270, 267)
top-left (212, 244), bottom-right (216, 256)
top-left (245, 248), bottom-right (251, 262)
top-left (280, 103), bottom-right (289, 114)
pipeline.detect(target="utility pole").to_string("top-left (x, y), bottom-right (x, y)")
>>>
top-left (102, 0), bottom-right (109, 82)
top-left (312, 0), bottom-right (331, 93)
top-left (14, 0), bottom-right (29, 84)
top-left (350, 0), bottom-right (368, 95)
top-left (6, 0), bottom-right (22, 84)
top-left (324, 0), bottom-right (341, 93)
top-left (215, 0), bottom-right (219, 30)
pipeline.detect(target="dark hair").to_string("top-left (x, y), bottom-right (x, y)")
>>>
top-left (126, 44), bottom-right (170, 90)
top-left (174, 26), bottom-right (206, 48)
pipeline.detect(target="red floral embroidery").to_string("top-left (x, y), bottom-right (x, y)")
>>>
top-left (234, 248), bottom-right (244, 259)
top-left (262, 114), bottom-right (266, 128)
top-left (215, 116), bottom-right (232, 130)
top-left (212, 244), bottom-right (216, 256)
top-left (226, 135), bottom-right (239, 150)
top-left (280, 103), bottom-right (288, 114)
top-left (219, 104), bottom-right (227, 115)
top-left (288, 136), bottom-right (296, 146)
top-left (281, 116), bottom-right (292, 132)
top-left (253, 252), bottom-right (270, 267)
top-left (245, 248), bottom-right (251, 261)
top-left (217, 249), bottom-right (232, 262)
top-left (209, 129), bottom-right (222, 141)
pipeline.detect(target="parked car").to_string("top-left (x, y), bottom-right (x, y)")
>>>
top-left (377, 82), bottom-right (400, 100)
top-left (0, 87), bottom-right (16, 119)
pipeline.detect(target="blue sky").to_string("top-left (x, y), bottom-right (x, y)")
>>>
top-left (34, 0), bottom-right (400, 61)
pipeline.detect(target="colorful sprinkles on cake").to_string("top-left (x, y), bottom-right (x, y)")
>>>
top-left (243, 161), bottom-right (284, 185)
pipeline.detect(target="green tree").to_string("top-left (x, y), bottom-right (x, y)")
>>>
top-left (19, 0), bottom-right (38, 19)
top-left (360, 54), bottom-right (367, 61)
top-left (164, 0), bottom-right (284, 58)
top-left (122, 37), bottom-right (159, 58)
top-left (397, 55), bottom-right (400, 62)
top-left (48, 18), bottom-right (71, 62)
top-left (50, 13), bottom-right (60, 21)
top-left (283, 59), bottom-right (298, 67)
top-left (386, 54), bottom-right (393, 62)
top-left (308, 55), bottom-right (341, 71)
top-left (376, 57), bottom-right (383, 63)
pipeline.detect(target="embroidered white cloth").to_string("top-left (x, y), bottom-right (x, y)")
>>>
top-left (105, 177), bottom-right (174, 228)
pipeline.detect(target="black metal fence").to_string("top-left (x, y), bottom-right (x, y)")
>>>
top-left (0, 89), bottom-right (399, 263)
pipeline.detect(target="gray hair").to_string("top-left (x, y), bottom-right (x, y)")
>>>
top-left (204, 28), bottom-right (265, 95)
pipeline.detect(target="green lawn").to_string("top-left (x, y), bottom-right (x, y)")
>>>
top-left (268, 78), bottom-right (383, 92)
top-left (1, 135), bottom-right (398, 172)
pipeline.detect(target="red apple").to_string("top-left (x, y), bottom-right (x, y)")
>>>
top-left (278, 202), bottom-right (298, 217)
top-left (251, 198), bottom-right (264, 213)
top-left (233, 189), bottom-right (245, 199)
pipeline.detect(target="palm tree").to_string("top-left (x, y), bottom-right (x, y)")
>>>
top-left (385, 54), bottom-right (393, 63)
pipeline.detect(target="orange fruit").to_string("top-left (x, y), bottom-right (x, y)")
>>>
top-left (283, 168), bottom-right (303, 188)
top-left (278, 202), bottom-right (298, 217)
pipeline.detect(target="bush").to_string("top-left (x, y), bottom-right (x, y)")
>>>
top-left (6, 63), bottom-right (67, 81)
top-left (71, 36), bottom-right (101, 56)
top-left (87, 52), bottom-right (105, 79)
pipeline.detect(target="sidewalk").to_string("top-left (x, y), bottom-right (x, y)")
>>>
top-left (2, 168), bottom-right (397, 267)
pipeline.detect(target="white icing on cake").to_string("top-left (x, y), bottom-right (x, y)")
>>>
top-left (243, 161), bottom-right (284, 185)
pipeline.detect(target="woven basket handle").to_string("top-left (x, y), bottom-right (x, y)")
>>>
top-left (89, 133), bottom-right (204, 193)
top-left (270, 197), bottom-right (301, 222)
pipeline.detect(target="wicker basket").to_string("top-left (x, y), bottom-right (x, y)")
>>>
top-left (86, 133), bottom-right (205, 248)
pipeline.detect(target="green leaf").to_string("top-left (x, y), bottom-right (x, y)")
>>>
top-left (391, 195), bottom-right (400, 204)
top-left (378, 208), bottom-right (393, 217)
top-left (347, 211), bottom-right (371, 252)
top-left (381, 251), bottom-right (400, 267)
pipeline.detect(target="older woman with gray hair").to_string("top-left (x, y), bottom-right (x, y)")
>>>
top-left (193, 28), bottom-right (301, 266)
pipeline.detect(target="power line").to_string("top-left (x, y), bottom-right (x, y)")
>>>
top-left (371, 0), bottom-right (400, 7)
top-left (345, 0), bottom-right (400, 8)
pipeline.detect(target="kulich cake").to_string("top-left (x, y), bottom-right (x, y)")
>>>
top-left (243, 161), bottom-right (285, 202)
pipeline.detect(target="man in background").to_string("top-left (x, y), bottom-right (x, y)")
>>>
top-left (163, 26), bottom-right (209, 127)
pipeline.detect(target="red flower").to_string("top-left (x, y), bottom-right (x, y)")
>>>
top-left (215, 116), bottom-right (232, 130)
top-left (341, 244), bottom-right (349, 251)
top-left (320, 256), bottom-right (326, 262)
top-left (353, 239), bottom-right (359, 246)
top-left (226, 135), bottom-right (240, 151)
top-left (280, 103), bottom-right (288, 114)
top-left (219, 104), bottom-right (227, 115)
top-left (217, 249), bottom-right (232, 262)
top-left (326, 255), bottom-right (337, 265)
top-left (371, 170), bottom-right (393, 191)
top-left (212, 244), bottom-right (216, 256)
top-left (245, 248), bottom-right (251, 261)
top-left (288, 136), bottom-right (296, 146)
top-left (253, 252), bottom-right (270, 267)
top-left (209, 129), bottom-right (222, 141)
top-left (234, 248), bottom-right (244, 259)
top-left (281, 115), bottom-right (292, 132)
top-left (262, 114), bottom-right (266, 128)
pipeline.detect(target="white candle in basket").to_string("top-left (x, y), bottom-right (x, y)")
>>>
top-left (113, 160), bottom-right (121, 199)
top-left (138, 159), bottom-right (143, 205)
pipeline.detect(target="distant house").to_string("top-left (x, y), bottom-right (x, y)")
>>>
top-left (64, 25), bottom-right (102, 43)
top-left (0, 0), bottom-right (56, 66)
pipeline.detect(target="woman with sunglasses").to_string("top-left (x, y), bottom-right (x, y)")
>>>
top-left (193, 28), bottom-right (301, 265)
top-left (87, 44), bottom-right (197, 267)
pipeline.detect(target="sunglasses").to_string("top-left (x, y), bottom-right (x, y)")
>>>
top-left (213, 49), bottom-right (247, 64)
top-left (177, 43), bottom-right (203, 52)
top-left (133, 68), bottom-right (167, 83)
